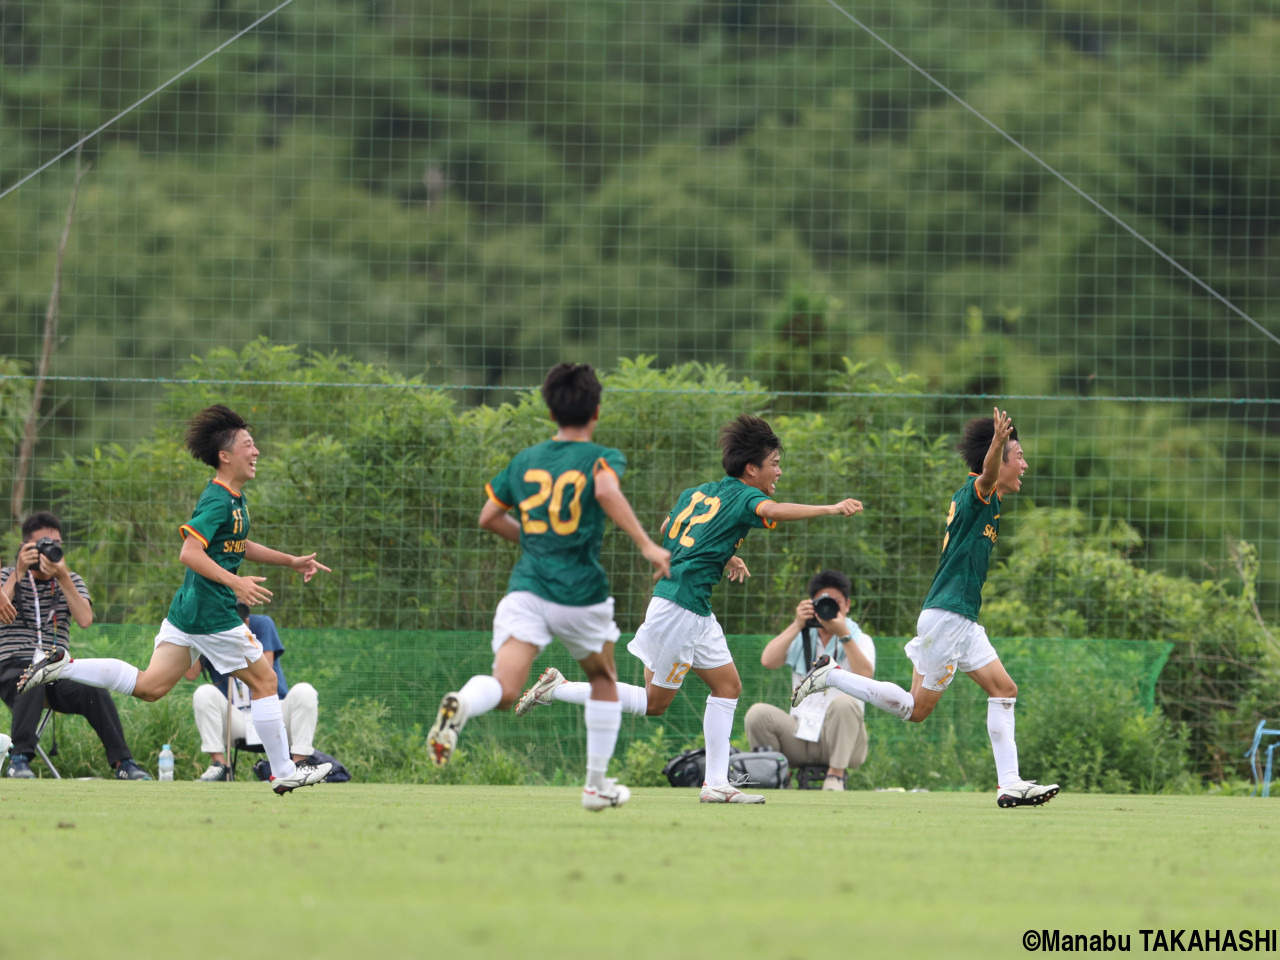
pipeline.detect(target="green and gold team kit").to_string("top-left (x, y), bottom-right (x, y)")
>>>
top-left (486, 439), bottom-right (627, 607)
top-left (921, 474), bottom-right (1000, 621)
top-left (653, 476), bottom-right (775, 616)
top-left (167, 479), bottom-right (251, 634)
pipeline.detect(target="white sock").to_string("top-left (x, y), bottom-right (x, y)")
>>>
top-left (584, 699), bottom-right (623, 790)
top-left (250, 696), bottom-right (295, 779)
top-left (987, 697), bottom-right (1020, 787)
top-left (62, 658), bottom-right (139, 696)
top-left (456, 674), bottom-right (503, 726)
top-left (555, 681), bottom-right (647, 715)
top-left (702, 696), bottom-right (737, 787)
top-left (824, 668), bottom-right (914, 721)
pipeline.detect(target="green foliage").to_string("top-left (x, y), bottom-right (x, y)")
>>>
top-left (612, 725), bottom-right (674, 788)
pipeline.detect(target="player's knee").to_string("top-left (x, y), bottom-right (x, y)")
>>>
top-left (712, 677), bottom-right (742, 700)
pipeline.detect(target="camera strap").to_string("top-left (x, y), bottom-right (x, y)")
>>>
top-left (24, 570), bottom-right (58, 663)
top-left (802, 626), bottom-right (814, 669)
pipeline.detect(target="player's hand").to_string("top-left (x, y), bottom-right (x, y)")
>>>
top-left (232, 575), bottom-right (273, 606)
top-left (0, 591), bottom-right (15, 624)
top-left (291, 553), bottom-right (332, 583)
top-left (829, 498), bottom-right (863, 516)
top-left (993, 406), bottom-right (1013, 444)
top-left (725, 555), bottom-right (750, 583)
top-left (643, 543), bottom-right (671, 581)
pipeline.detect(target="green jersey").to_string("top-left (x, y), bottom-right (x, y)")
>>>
top-left (168, 479), bottom-right (251, 634)
top-left (921, 474), bottom-right (1000, 621)
top-left (653, 476), bottom-right (775, 616)
top-left (486, 439), bottom-right (626, 607)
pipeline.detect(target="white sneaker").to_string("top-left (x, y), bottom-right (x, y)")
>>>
top-left (198, 762), bottom-right (230, 782)
top-left (271, 760), bottom-right (332, 795)
top-left (17, 646), bottom-right (71, 694)
top-left (515, 667), bottom-right (566, 717)
top-left (997, 779), bottom-right (1060, 808)
top-left (582, 778), bottom-right (630, 811)
top-left (699, 781), bottom-right (766, 804)
top-left (427, 693), bottom-right (465, 767)
top-left (791, 654), bottom-right (834, 708)
top-left (822, 774), bottom-right (846, 792)
top-left (0, 733), bottom-right (10, 758)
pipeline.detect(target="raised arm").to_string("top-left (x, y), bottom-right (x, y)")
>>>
top-left (595, 468), bottom-right (671, 580)
top-left (758, 498), bottom-right (862, 523)
top-left (975, 407), bottom-right (1013, 499)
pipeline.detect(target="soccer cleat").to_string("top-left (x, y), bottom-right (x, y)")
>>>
top-left (791, 654), bottom-right (835, 708)
top-left (271, 760), bottom-right (332, 795)
top-left (997, 779), bottom-right (1060, 808)
top-left (699, 781), bottom-right (766, 804)
top-left (114, 758), bottom-right (152, 780)
top-left (515, 667), bottom-right (566, 717)
top-left (427, 693), bottom-right (465, 767)
top-left (197, 762), bottom-right (231, 782)
top-left (17, 646), bottom-right (71, 694)
top-left (582, 778), bottom-right (631, 811)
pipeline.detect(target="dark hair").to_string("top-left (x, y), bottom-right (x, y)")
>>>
top-left (807, 569), bottom-right (851, 600)
top-left (185, 405), bottom-right (251, 469)
top-left (719, 415), bottom-right (782, 478)
top-left (21, 512), bottom-right (62, 541)
top-left (956, 415), bottom-right (1019, 474)
top-left (541, 363), bottom-right (602, 427)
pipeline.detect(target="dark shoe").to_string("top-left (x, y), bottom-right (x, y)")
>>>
top-left (6, 754), bottom-right (36, 778)
top-left (252, 758), bottom-right (271, 782)
top-left (197, 761), bottom-right (230, 782)
top-left (114, 758), bottom-right (153, 780)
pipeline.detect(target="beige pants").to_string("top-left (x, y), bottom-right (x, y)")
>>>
top-left (192, 682), bottom-right (319, 757)
top-left (744, 695), bottom-right (868, 772)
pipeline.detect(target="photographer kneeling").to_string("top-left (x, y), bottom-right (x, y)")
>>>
top-left (744, 570), bottom-right (875, 791)
top-left (0, 512), bottom-right (151, 779)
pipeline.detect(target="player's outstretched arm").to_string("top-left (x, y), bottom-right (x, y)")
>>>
top-left (758, 498), bottom-right (863, 524)
top-left (976, 406), bottom-right (1013, 498)
top-left (478, 498), bottom-right (522, 544)
top-left (244, 541), bottom-right (332, 582)
top-left (596, 469), bottom-right (671, 580)
top-left (181, 535), bottom-right (273, 606)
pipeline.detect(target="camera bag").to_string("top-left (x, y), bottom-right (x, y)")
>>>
top-left (728, 748), bottom-right (791, 789)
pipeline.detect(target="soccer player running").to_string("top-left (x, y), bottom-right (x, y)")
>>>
top-left (519, 415), bottom-right (862, 804)
top-left (426, 363), bottom-right (671, 812)
top-left (792, 408), bottom-right (1059, 808)
top-left (19, 405), bottom-right (334, 794)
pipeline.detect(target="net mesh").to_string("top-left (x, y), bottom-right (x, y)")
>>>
top-left (2, 0), bottom-right (1279, 783)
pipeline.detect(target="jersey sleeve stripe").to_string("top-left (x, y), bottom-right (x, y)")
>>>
top-left (485, 483), bottom-right (513, 510)
top-left (755, 499), bottom-right (778, 529)
top-left (180, 524), bottom-right (210, 548)
top-left (969, 474), bottom-right (994, 504)
top-left (593, 457), bottom-right (620, 480)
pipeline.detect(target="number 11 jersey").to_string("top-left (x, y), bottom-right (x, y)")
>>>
top-left (485, 439), bottom-right (626, 607)
top-left (653, 476), bottom-right (776, 616)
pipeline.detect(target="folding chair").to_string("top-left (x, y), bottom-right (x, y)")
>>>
top-left (33, 706), bottom-right (61, 779)
top-left (1245, 719), bottom-right (1280, 797)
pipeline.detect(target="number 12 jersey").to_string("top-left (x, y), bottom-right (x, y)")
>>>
top-left (653, 476), bottom-right (776, 616)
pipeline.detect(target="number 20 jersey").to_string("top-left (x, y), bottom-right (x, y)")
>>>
top-left (485, 439), bottom-right (626, 607)
top-left (653, 476), bottom-right (775, 617)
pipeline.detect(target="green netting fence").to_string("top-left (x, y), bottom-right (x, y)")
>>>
top-left (70, 625), bottom-right (1174, 790)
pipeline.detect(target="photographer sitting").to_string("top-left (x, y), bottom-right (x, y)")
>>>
top-left (184, 611), bottom-right (322, 782)
top-left (744, 570), bottom-right (876, 791)
top-left (0, 512), bottom-right (151, 779)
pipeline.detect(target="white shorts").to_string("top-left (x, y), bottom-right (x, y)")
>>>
top-left (492, 591), bottom-right (621, 662)
top-left (155, 617), bottom-right (263, 676)
top-left (903, 608), bottom-right (999, 692)
top-left (626, 597), bottom-right (733, 689)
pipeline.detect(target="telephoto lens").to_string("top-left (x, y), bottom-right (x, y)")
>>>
top-left (813, 595), bottom-right (840, 621)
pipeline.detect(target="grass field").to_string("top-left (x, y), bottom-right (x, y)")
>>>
top-left (1, 783), bottom-right (1273, 960)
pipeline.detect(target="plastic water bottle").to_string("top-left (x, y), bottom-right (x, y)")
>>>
top-left (158, 744), bottom-right (174, 781)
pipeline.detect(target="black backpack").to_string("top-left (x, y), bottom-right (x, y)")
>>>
top-left (663, 745), bottom-right (790, 788)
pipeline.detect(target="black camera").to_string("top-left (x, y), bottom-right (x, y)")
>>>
top-left (805, 594), bottom-right (841, 629)
top-left (34, 537), bottom-right (63, 564)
